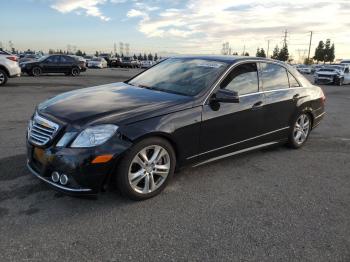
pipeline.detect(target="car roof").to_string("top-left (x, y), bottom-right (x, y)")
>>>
top-left (169, 55), bottom-right (282, 64)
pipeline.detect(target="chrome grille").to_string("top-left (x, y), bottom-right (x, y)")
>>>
top-left (28, 113), bottom-right (59, 146)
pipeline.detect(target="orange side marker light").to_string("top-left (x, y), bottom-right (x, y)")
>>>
top-left (92, 154), bottom-right (113, 164)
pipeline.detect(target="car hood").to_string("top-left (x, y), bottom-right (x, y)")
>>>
top-left (37, 82), bottom-right (193, 126)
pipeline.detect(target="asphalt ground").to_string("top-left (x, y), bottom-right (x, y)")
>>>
top-left (0, 68), bottom-right (349, 261)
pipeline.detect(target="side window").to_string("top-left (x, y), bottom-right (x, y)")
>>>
top-left (60, 56), bottom-right (72, 63)
top-left (220, 63), bottom-right (259, 95)
top-left (45, 56), bottom-right (54, 63)
top-left (260, 63), bottom-right (289, 91)
top-left (345, 67), bottom-right (349, 74)
top-left (288, 72), bottom-right (300, 87)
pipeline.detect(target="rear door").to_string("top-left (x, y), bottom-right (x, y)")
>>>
top-left (199, 62), bottom-right (265, 159)
top-left (259, 62), bottom-right (300, 135)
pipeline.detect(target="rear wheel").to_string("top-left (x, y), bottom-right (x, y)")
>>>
top-left (0, 69), bottom-right (8, 86)
top-left (115, 137), bottom-right (176, 200)
top-left (32, 67), bottom-right (42, 77)
top-left (287, 113), bottom-right (311, 148)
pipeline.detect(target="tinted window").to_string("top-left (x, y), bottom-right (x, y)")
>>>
top-left (45, 56), bottom-right (59, 63)
top-left (220, 63), bottom-right (259, 95)
top-left (61, 56), bottom-right (74, 63)
top-left (288, 72), bottom-right (300, 87)
top-left (260, 63), bottom-right (289, 91)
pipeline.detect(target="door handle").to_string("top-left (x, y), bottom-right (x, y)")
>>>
top-left (293, 94), bottom-right (300, 100)
top-left (252, 101), bottom-right (264, 109)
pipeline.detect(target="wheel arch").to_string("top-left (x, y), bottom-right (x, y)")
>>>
top-left (0, 65), bottom-right (10, 77)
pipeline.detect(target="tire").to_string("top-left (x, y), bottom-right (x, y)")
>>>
top-left (0, 69), bottom-right (8, 86)
top-left (115, 137), bottom-right (176, 200)
top-left (336, 78), bottom-right (343, 86)
top-left (71, 67), bottom-right (80, 76)
top-left (287, 113), bottom-right (312, 149)
top-left (31, 67), bottom-right (42, 77)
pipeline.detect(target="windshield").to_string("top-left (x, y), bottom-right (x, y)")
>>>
top-left (92, 58), bottom-right (102, 61)
top-left (128, 58), bottom-right (229, 96)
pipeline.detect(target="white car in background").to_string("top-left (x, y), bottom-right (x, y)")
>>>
top-left (88, 57), bottom-right (108, 68)
top-left (314, 65), bottom-right (350, 86)
top-left (296, 65), bottom-right (312, 74)
top-left (0, 51), bottom-right (21, 86)
top-left (140, 60), bottom-right (154, 68)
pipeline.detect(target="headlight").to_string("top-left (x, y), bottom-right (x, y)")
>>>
top-left (71, 124), bottom-right (118, 148)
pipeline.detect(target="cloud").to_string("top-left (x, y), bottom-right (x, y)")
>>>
top-left (51, 0), bottom-right (111, 21)
top-left (127, 0), bottom-right (350, 57)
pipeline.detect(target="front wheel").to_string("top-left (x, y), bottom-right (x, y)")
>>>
top-left (71, 67), bottom-right (80, 76)
top-left (0, 69), bottom-right (8, 86)
top-left (115, 137), bottom-right (176, 200)
top-left (287, 113), bottom-right (312, 149)
top-left (32, 67), bottom-right (42, 77)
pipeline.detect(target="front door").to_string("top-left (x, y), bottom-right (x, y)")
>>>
top-left (198, 62), bottom-right (265, 161)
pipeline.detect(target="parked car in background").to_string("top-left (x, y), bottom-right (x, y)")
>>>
top-left (296, 65), bottom-right (312, 74)
top-left (84, 55), bottom-right (95, 65)
top-left (70, 55), bottom-right (87, 72)
top-left (340, 59), bottom-right (350, 65)
top-left (110, 57), bottom-right (139, 68)
top-left (311, 64), bottom-right (324, 73)
top-left (140, 60), bottom-right (154, 68)
top-left (99, 53), bottom-right (112, 67)
top-left (19, 53), bottom-right (42, 65)
top-left (26, 56), bottom-right (325, 200)
top-left (87, 57), bottom-right (108, 68)
top-left (314, 65), bottom-right (350, 85)
top-left (21, 54), bottom-right (82, 76)
top-left (0, 53), bottom-right (21, 86)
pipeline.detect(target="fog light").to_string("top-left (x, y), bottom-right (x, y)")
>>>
top-left (51, 171), bottom-right (60, 183)
top-left (59, 174), bottom-right (69, 185)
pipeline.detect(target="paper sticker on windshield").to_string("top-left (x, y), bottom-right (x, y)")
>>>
top-left (197, 62), bottom-right (224, 68)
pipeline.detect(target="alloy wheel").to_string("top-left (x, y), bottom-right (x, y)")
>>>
top-left (128, 145), bottom-right (170, 194)
top-left (293, 114), bottom-right (310, 145)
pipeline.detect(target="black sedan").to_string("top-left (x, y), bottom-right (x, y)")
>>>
top-left (21, 54), bottom-right (82, 76)
top-left (26, 56), bottom-right (325, 200)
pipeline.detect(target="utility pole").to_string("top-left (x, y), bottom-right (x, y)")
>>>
top-left (307, 31), bottom-right (313, 61)
top-left (267, 40), bottom-right (270, 58)
top-left (243, 45), bottom-right (246, 55)
top-left (283, 29), bottom-right (288, 48)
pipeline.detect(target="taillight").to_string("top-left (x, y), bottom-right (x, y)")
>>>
top-left (320, 89), bottom-right (326, 104)
top-left (7, 56), bottom-right (18, 62)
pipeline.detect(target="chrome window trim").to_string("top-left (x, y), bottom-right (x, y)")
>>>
top-left (203, 59), bottom-right (304, 104)
top-left (187, 126), bottom-right (290, 160)
top-left (192, 141), bottom-right (279, 167)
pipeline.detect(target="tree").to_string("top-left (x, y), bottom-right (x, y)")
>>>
top-left (313, 41), bottom-right (325, 63)
top-left (232, 52), bottom-right (238, 55)
top-left (138, 53), bottom-right (143, 61)
top-left (256, 48), bottom-right (261, 57)
top-left (324, 39), bottom-right (331, 64)
top-left (95, 51), bottom-right (99, 57)
top-left (304, 58), bottom-right (313, 65)
top-left (154, 53), bottom-right (158, 61)
top-left (278, 44), bottom-right (289, 61)
top-left (143, 53), bottom-right (147, 60)
top-left (271, 46), bottom-right (279, 59)
top-left (148, 53), bottom-right (153, 61)
top-left (259, 48), bottom-right (266, 58)
top-left (133, 54), bottom-right (137, 60)
top-left (75, 50), bottom-right (83, 56)
top-left (256, 48), bottom-right (266, 58)
top-left (329, 43), bottom-right (335, 63)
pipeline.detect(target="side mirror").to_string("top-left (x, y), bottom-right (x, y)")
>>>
top-left (211, 89), bottom-right (240, 103)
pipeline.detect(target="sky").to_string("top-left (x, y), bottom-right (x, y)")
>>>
top-left (1, 0), bottom-right (350, 61)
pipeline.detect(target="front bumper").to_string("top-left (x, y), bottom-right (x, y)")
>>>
top-left (26, 141), bottom-right (120, 196)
